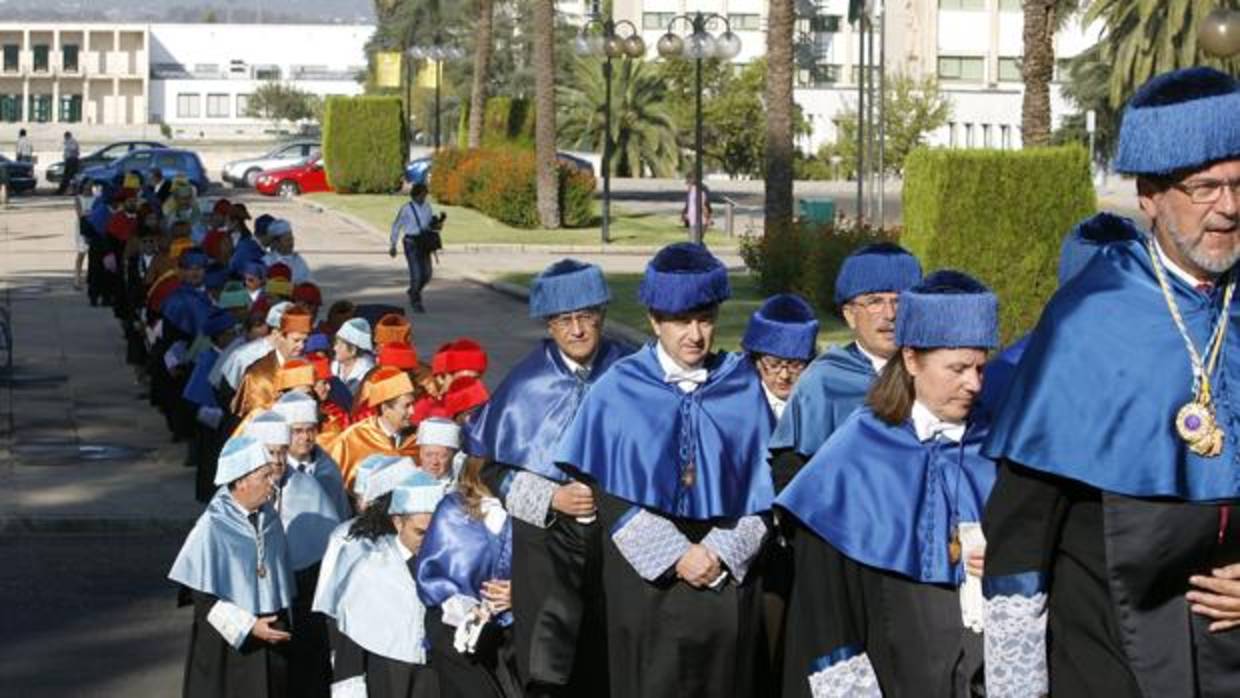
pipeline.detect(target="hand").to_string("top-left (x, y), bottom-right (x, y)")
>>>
top-left (1188, 563), bottom-right (1240, 632)
top-left (551, 482), bottom-right (595, 517)
top-left (388, 245), bottom-right (397, 258)
top-left (965, 548), bottom-right (985, 578)
top-left (675, 544), bottom-right (721, 588)
top-left (251, 615), bottom-right (291, 644)
top-left (481, 579), bottom-right (512, 614)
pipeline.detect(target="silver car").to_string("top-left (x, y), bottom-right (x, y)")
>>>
top-left (221, 141), bottom-right (320, 188)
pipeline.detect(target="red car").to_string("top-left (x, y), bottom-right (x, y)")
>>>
top-left (255, 157), bottom-right (333, 197)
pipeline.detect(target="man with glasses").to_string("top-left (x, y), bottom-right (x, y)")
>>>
top-left (982, 68), bottom-right (1240, 696)
top-left (741, 294), bottom-right (821, 419)
top-left (767, 243), bottom-right (922, 492)
top-left (468, 259), bottom-right (631, 698)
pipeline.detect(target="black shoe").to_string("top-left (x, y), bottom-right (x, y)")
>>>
top-left (411, 301), bottom-right (426, 314)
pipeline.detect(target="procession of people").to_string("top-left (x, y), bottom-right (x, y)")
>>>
top-left (60, 66), bottom-right (1234, 697)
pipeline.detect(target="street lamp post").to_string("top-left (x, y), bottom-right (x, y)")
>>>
top-left (410, 36), bottom-right (466, 150)
top-left (658, 13), bottom-right (742, 246)
top-left (576, 17), bottom-right (646, 244)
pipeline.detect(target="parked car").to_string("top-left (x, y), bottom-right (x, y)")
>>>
top-left (0, 154), bottom-right (37, 194)
top-left (222, 140), bottom-right (321, 188)
top-left (255, 156), bottom-right (332, 197)
top-left (76, 148), bottom-right (210, 195)
top-left (403, 151), bottom-right (594, 186)
top-left (46, 140), bottom-right (166, 184)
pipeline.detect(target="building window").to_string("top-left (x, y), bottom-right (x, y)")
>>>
top-left (642, 12), bottom-right (676, 30)
top-left (998, 57), bottom-right (1022, 82)
top-left (940, 0), bottom-right (985, 9)
top-left (28, 94), bottom-right (52, 122)
top-left (59, 94), bottom-right (82, 122)
top-left (937, 55), bottom-right (984, 81)
top-left (797, 64), bottom-right (841, 87)
top-left (964, 123), bottom-right (975, 148)
top-left (999, 0), bottom-right (1022, 10)
top-left (207, 93), bottom-right (230, 118)
top-left (193, 63), bottom-right (220, 75)
top-left (176, 93), bottom-right (200, 118)
top-left (983, 124), bottom-right (993, 148)
top-left (948, 122), bottom-right (957, 147)
top-left (850, 65), bottom-right (879, 84)
top-left (0, 94), bottom-right (21, 122)
top-left (236, 94), bottom-right (251, 117)
top-left (727, 14), bottom-right (762, 31)
top-left (1001, 124), bottom-right (1012, 150)
top-left (62, 44), bottom-right (79, 72)
top-left (2, 45), bottom-right (17, 72)
top-left (254, 65), bottom-right (281, 81)
top-left (33, 45), bottom-right (50, 72)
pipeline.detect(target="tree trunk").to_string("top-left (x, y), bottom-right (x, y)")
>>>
top-left (532, 0), bottom-right (561, 228)
top-left (764, 0), bottom-right (796, 235)
top-left (467, 0), bottom-right (494, 148)
top-left (1020, 0), bottom-right (1056, 147)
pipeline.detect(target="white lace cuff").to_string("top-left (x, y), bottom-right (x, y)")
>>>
top-left (441, 594), bottom-right (480, 628)
top-left (504, 471), bottom-right (557, 527)
top-left (700, 515), bottom-right (768, 584)
top-left (807, 648), bottom-right (881, 698)
top-left (206, 600), bottom-right (257, 650)
top-left (983, 580), bottom-right (1048, 698)
top-left (610, 507), bottom-right (691, 581)
top-left (330, 676), bottom-right (367, 698)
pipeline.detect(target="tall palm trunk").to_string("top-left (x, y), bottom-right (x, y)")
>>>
top-left (532, 0), bottom-right (561, 228)
top-left (1021, 0), bottom-right (1056, 147)
top-left (764, 0), bottom-right (796, 235)
top-left (467, 0), bottom-right (494, 148)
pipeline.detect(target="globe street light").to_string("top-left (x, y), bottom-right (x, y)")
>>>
top-left (410, 35), bottom-right (466, 149)
top-left (576, 17), bottom-right (645, 244)
top-left (658, 13), bottom-right (742, 245)
top-left (1199, 8), bottom-right (1240, 58)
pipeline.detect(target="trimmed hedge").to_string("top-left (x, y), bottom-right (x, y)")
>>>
top-left (322, 96), bottom-right (406, 194)
top-left (430, 147), bottom-right (595, 229)
top-left (902, 146), bottom-right (1096, 343)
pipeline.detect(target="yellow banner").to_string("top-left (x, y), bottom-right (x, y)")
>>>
top-left (374, 52), bottom-right (402, 88)
top-left (417, 60), bottom-right (440, 89)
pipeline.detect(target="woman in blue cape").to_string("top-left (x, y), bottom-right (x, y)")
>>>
top-left (168, 435), bottom-right (296, 698)
top-left (417, 457), bottom-right (518, 698)
top-left (776, 270), bottom-right (1000, 697)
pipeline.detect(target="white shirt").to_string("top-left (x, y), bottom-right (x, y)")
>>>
top-left (559, 350), bottom-right (594, 378)
top-left (911, 401), bottom-right (965, 443)
top-left (855, 342), bottom-right (889, 374)
top-left (1155, 238), bottom-right (1216, 288)
top-left (762, 383), bottom-right (787, 420)
top-left (395, 537), bottom-right (416, 562)
top-left (390, 199), bottom-right (436, 247)
top-left (655, 342), bottom-right (708, 393)
top-left (263, 251), bottom-right (312, 284)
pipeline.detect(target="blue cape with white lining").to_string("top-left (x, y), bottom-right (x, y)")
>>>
top-left (161, 285), bottom-right (213, 337)
top-left (464, 338), bottom-right (632, 481)
top-left (555, 343), bottom-right (775, 520)
top-left (276, 469), bottom-right (342, 571)
top-left (182, 346), bottom-right (221, 408)
top-left (984, 235), bottom-right (1240, 501)
top-left (776, 408), bottom-right (997, 584)
top-left (168, 489), bottom-right (296, 614)
top-left (768, 343), bottom-right (876, 458)
top-left (415, 493), bottom-right (513, 626)
top-left (294, 448), bottom-right (352, 521)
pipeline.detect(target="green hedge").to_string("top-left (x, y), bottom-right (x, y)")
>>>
top-left (456, 97), bottom-right (536, 149)
top-left (322, 96), bottom-right (406, 194)
top-left (429, 147), bottom-right (595, 229)
top-left (902, 146), bottom-right (1096, 343)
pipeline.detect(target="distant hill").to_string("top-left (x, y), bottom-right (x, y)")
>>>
top-left (0, 0), bottom-right (376, 24)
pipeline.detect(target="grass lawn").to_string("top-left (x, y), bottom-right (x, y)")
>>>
top-left (499, 270), bottom-right (853, 352)
top-left (307, 192), bottom-right (740, 249)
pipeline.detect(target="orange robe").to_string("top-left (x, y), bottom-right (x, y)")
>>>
top-left (316, 402), bottom-right (350, 450)
top-left (231, 351), bottom-right (280, 418)
top-left (327, 415), bottom-right (418, 489)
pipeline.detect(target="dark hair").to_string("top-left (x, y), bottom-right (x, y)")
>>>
top-left (866, 350), bottom-right (919, 425)
top-left (348, 492), bottom-right (396, 541)
top-left (18, 129), bottom-right (26, 137)
top-left (648, 303), bottom-right (719, 323)
top-left (410, 183), bottom-right (428, 198)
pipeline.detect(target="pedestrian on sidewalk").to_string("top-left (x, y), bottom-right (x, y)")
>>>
top-left (14, 128), bottom-right (33, 163)
top-left (389, 184), bottom-right (443, 314)
top-left (55, 131), bottom-right (80, 195)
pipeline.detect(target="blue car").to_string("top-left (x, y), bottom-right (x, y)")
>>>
top-left (404, 151), bottom-right (595, 185)
top-left (76, 148), bottom-right (210, 195)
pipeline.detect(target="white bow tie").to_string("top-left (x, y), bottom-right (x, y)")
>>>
top-left (919, 420), bottom-right (966, 444)
top-left (665, 368), bottom-right (708, 386)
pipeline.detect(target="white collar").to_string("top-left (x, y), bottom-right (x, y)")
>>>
top-left (287, 449), bottom-right (316, 472)
top-left (1155, 238), bottom-right (1217, 288)
top-left (854, 341), bottom-right (889, 374)
top-left (376, 415), bottom-right (400, 440)
top-left (911, 400), bottom-right (966, 443)
top-left (655, 342), bottom-right (708, 392)
top-left (395, 536), bottom-right (416, 561)
top-left (762, 383), bottom-right (787, 420)
top-left (559, 349), bottom-right (594, 377)
top-left (480, 496), bottom-right (508, 535)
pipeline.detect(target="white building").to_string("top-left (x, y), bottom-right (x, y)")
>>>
top-left (609, 0), bottom-right (1101, 153)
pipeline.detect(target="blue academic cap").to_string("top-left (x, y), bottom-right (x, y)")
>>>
top-left (242, 261), bottom-right (266, 279)
top-left (362, 459), bottom-right (419, 503)
top-left (178, 248), bottom-right (209, 270)
top-left (1058, 213), bottom-right (1141, 286)
top-left (529, 259), bottom-right (610, 318)
top-left (1115, 67), bottom-right (1240, 176)
top-left (741, 293), bottom-right (820, 361)
top-left (638, 242), bottom-right (730, 314)
top-left (255, 214), bottom-right (275, 237)
top-left (304, 333), bottom-right (331, 354)
top-left (895, 270), bottom-right (999, 350)
top-left (203, 307), bottom-right (237, 338)
top-left (351, 454), bottom-right (403, 496)
top-left (834, 242), bottom-right (923, 306)
top-left (388, 472), bottom-right (448, 515)
top-left (213, 435), bottom-right (271, 485)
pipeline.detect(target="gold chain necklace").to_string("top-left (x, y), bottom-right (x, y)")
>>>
top-left (1146, 237), bottom-right (1236, 457)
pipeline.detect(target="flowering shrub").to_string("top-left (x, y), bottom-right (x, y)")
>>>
top-left (431, 147), bottom-right (596, 229)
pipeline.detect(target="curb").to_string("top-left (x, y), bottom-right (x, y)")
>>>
top-left (460, 272), bottom-right (651, 349)
top-left (0, 516), bottom-right (197, 535)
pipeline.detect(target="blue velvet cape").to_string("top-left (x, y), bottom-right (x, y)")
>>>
top-left (984, 236), bottom-right (1240, 501)
top-left (161, 285), bottom-right (213, 337)
top-left (767, 343), bottom-right (876, 458)
top-left (168, 489), bottom-right (296, 614)
top-left (464, 338), bottom-right (632, 481)
top-left (777, 408), bottom-right (997, 584)
top-left (555, 344), bottom-right (775, 520)
top-left (415, 493), bottom-right (513, 626)
top-left (183, 346), bottom-right (221, 409)
top-left (277, 469), bottom-right (342, 571)
top-left (977, 335), bottom-right (1030, 419)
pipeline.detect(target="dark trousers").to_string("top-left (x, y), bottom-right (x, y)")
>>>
top-left (401, 237), bottom-right (432, 306)
top-left (57, 156), bottom-right (79, 195)
top-left (85, 234), bottom-right (112, 305)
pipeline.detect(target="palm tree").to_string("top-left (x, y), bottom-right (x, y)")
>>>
top-left (1021, 0), bottom-right (1081, 147)
top-left (558, 57), bottom-right (680, 178)
top-left (765, 0), bottom-right (796, 234)
top-left (531, 0), bottom-right (560, 228)
top-left (467, 0), bottom-right (494, 148)
top-left (1085, 0), bottom-right (1240, 109)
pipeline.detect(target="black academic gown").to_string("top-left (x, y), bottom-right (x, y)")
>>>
top-left (288, 564), bottom-right (331, 698)
top-left (182, 590), bottom-right (290, 698)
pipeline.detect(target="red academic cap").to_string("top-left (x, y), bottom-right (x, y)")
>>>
top-left (431, 338), bottom-right (488, 376)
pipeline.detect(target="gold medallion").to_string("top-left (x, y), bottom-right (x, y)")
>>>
top-left (1176, 392), bottom-right (1225, 458)
top-left (257, 564), bottom-right (267, 579)
top-left (948, 528), bottom-right (962, 565)
top-left (680, 462), bottom-right (696, 488)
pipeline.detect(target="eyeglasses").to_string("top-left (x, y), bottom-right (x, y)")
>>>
top-left (757, 355), bottom-right (809, 375)
top-left (1170, 178), bottom-right (1240, 205)
top-left (548, 309), bottom-right (603, 331)
top-left (849, 295), bottom-right (900, 314)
